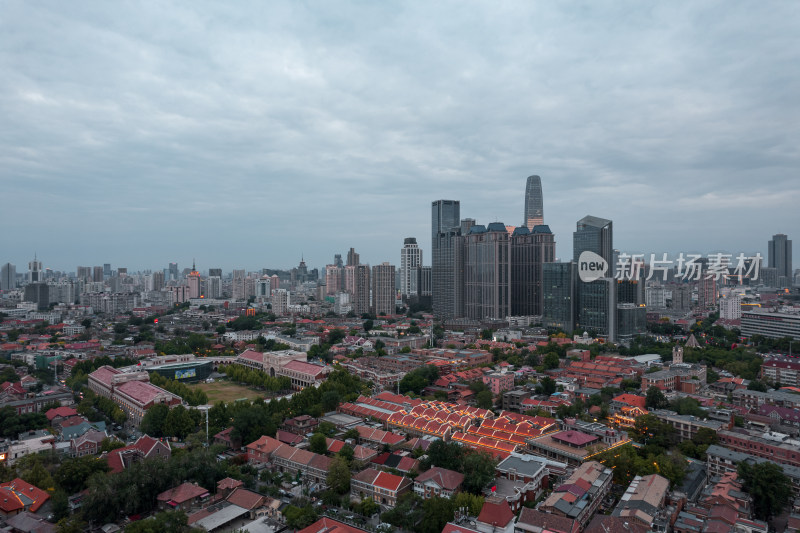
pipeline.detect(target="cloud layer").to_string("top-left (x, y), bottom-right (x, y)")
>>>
top-left (2, 2), bottom-right (798, 272)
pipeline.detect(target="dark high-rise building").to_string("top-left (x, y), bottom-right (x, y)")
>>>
top-left (209, 268), bottom-right (222, 278)
top-left (463, 223), bottom-right (511, 320)
top-left (92, 266), bottom-right (104, 283)
top-left (769, 233), bottom-right (793, 287)
top-left (24, 283), bottom-right (49, 311)
top-left (432, 200), bottom-right (462, 319)
top-left (334, 254), bottom-right (344, 268)
top-left (169, 262), bottom-right (179, 281)
top-left (617, 279), bottom-right (644, 305)
top-left (574, 216), bottom-right (615, 339)
top-left (351, 264), bottom-right (371, 316)
top-left (543, 262), bottom-right (576, 331)
top-left (524, 175), bottom-right (544, 230)
top-left (103, 263), bottom-right (112, 278)
top-left (372, 262), bottom-right (396, 316)
top-left (77, 266), bottom-right (91, 282)
top-left (573, 216), bottom-right (613, 264)
top-left (346, 248), bottom-right (360, 267)
top-left (510, 225), bottom-right (556, 316)
top-left (1, 263), bottom-right (16, 291)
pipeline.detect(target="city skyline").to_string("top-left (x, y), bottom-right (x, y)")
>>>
top-left (2, 3), bottom-right (799, 270)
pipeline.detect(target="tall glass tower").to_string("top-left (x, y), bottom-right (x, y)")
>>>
top-left (524, 175), bottom-right (544, 230)
top-left (432, 200), bottom-right (461, 319)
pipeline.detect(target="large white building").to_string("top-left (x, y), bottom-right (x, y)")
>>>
top-left (400, 238), bottom-right (422, 297)
top-left (719, 294), bottom-right (742, 320)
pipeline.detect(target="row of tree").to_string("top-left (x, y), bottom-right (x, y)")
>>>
top-left (148, 372), bottom-right (208, 406)
top-left (218, 364), bottom-right (292, 392)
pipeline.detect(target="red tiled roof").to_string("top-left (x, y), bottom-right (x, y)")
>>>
top-left (613, 394), bottom-right (646, 409)
top-left (225, 487), bottom-right (264, 510)
top-left (0, 478), bottom-right (50, 513)
top-left (552, 430), bottom-right (599, 447)
top-left (415, 467), bottom-right (464, 491)
top-left (46, 406), bottom-right (78, 421)
top-left (217, 477), bottom-right (243, 491)
top-left (282, 360), bottom-right (328, 377)
top-left (156, 482), bottom-right (209, 504)
top-left (477, 501), bottom-right (514, 528)
top-left (298, 517), bottom-right (367, 533)
top-left (373, 471), bottom-right (406, 492)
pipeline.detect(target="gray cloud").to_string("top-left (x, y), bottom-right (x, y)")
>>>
top-left (1, 1), bottom-right (798, 272)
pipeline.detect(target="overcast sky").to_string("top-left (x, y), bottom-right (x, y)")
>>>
top-left (2, 2), bottom-right (798, 274)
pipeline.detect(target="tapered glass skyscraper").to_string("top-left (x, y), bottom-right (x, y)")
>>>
top-left (524, 175), bottom-right (544, 230)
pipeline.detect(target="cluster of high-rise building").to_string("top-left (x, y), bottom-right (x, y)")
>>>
top-left (428, 177), bottom-right (640, 341)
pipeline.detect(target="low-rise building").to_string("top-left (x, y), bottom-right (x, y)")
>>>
top-left (156, 482), bottom-right (210, 512)
top-left (611, 474), bottom-right (670, 531)
top-left (537, 461), bottom-right (613, 528)
top-left (414, 467), bottom-right (464, 500)
top-left (0, 478), bottom-right (50, 517)
top-left (88, 366), bottom-right (181, 426)
top-left (351, 468), bottom-right (412, 509)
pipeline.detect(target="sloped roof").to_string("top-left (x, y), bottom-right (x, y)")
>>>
top-left (0, 478), bottom-right (50, 513)
top-left (156, 482), bottom-right (209, 504)
top-left (415, 467), bottom-right (464, 491)
top-left (477, 501), bottom-right (514, 527)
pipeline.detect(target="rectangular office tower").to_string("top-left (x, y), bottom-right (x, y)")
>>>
top-left (432, 200), bottom-right (461, 319)
top-left (769, 233), bottom-right (793, 288)
top-left (543, 262), bottom-right (576, 331)
top-left (372, 262), bottom-right (396, 316)
top-left (463, 223), bottom-right (511, 320)
top-left (574, 215), bottom-right (616, 340)
top-left (510, 225), bottom-right (555, 316)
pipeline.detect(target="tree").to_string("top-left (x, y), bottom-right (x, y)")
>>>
top-left (645, 386), bottom-right (669, 410)
top-left (536, 377), bottom-right (556, 396)
top-left (419, 497), bottom-right (455, 533)
top-left (56, 517), bottom-right (88, 533)
top-left (453, 492), bottom-right (484, 517)
top-left (283, 505), bottom-right (318, 529)
top-left (738, 461), bottom-right (792, 521)
top-left (124, 510), bottom-right (191, 533)
top-left (475, 390), bottom-right (494, 409)
top-left (327, 456), bottom-right (351, 494)
top-left (461, 452), bottom-right (496, 494)
top-left (54, 456), bottom-right (109, 494)
top-left (542, 352), bottom-right (560, 370)
top-left (747, 380), bottom-right (769, 392)
top-left (309, 432), bottom-right (328, 455)
top-left (165, 405), bottom-right (195, 440)
top-left (140, 404), bottom-right (169, 437)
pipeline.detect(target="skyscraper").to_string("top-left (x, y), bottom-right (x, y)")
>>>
top-left (372, 262), bottom-right (396, 316)
top-left (1, 263), bottom-right (16, 291)
top-left (510, 224), bottom-right (555, 316)
top-left (187, 261), bottom-right (201, 299)
top-left (28, 256), bottom-right (43, 283)
top-left (432, 200), bottom-right (461, 319)
top-left (346, 248), bottom-right (360, 267)
top-left (574, 216), bottom-right (615, 339)
top-left (92, 266), bottom-right (104, 283)
top-left (400, 238), bottom-right (422, 297)
top-left (325, 265), bottom-right (343, 296)
top-left (351, 264), bottom-right (371, 316)
top-left (463, 223), bottom-right (511, 320)
top-left (524, 175), bottom-right (544, 230)
top-left (769, 233), bottom-right (793, 287)
top-left (543, 262), bottom-right (576, 331)
top-left (169, 262), bottom-right (179, 281)
top-left (573, 216), bottom-right (613, 264)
